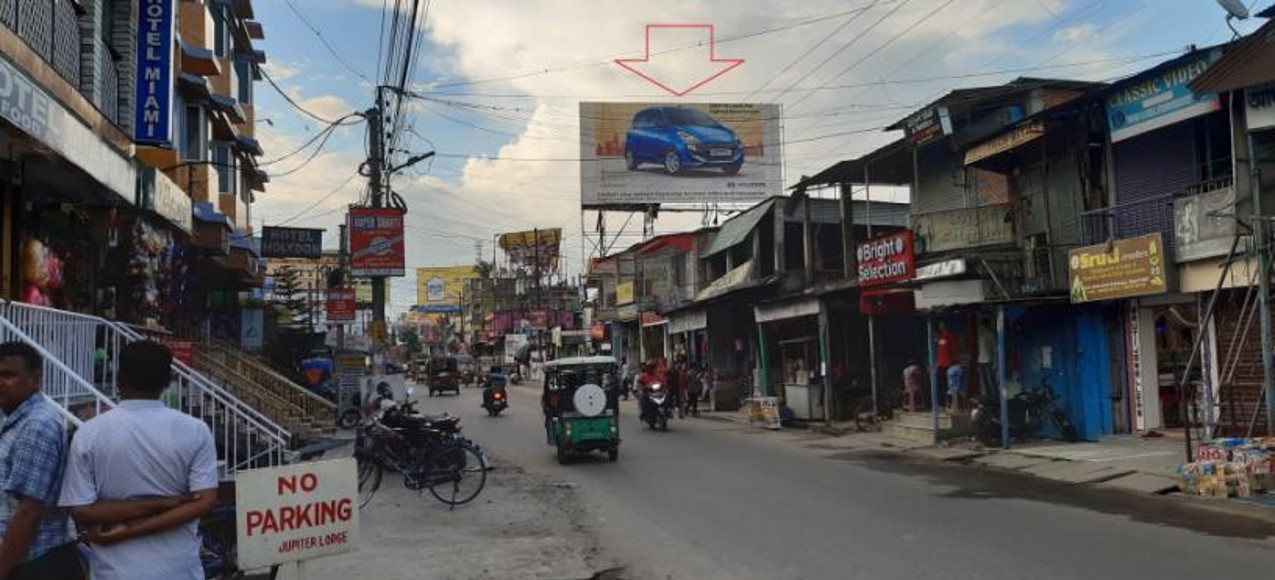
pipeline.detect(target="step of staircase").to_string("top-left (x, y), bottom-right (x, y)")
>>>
top-left (882, 411), bottom-right (973, 443)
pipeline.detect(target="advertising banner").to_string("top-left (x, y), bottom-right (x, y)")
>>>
top-left (134, 0), bottom-right (175, 145)
top-left (857, 231), bottom-right (915, 287)
top-left (913, 204), bottom-right (1015, 254)
top-left (1106, 49), bottom-right (1221, 143)
top-left (235, 459), bottom-right (360, 569)
top-left (580, 102), bottom-right (782, 206)
top-left (326, 288), bottom-right (356, 323)
top-left (964, 121), bottom-right (1044, 165)
top-left (415, 266), bottom-right (477, 311)
top-left (504, 334), bottom-right (528, 365)
top-left (262, 227), bottom-right (324, 259)
top-left (348, 208), bottom-right (405, 277)
top-left (1174, 185), bottom-right (1239, 263)
top-left (615, 281), bottom-right (635, 305)
top-left (140, 168), bottom-right (192, 233)
top-left (903, 106), bottom-right (952, 148)
top-left (1069, 233), bottom-right (1168, 303)
top-left (498, 229), bottom-right (560, 274)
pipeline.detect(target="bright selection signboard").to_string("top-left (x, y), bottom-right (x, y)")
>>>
top-left (857, 231), bottom-right (915, 287)
top-left (579, 102), bottom-right (782, 206)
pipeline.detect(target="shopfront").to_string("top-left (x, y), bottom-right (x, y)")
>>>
top-left (755, 295), bottom-right (826, 421)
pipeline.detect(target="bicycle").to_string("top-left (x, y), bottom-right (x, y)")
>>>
top-left (356, 403), bottom-right (487, 509)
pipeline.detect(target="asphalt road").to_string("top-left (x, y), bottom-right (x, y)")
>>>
top-left (419, 384), bottom-right (1274, 580)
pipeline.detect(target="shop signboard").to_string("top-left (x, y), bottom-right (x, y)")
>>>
top-left (139, 168), bottom-right (192, 234)
top-left (0, 54), bottom-right (137, 201)
top-left (1246, 83), bottom-right (1275, 132)
top-left (615, 281), bottom-right (635, 305)
top-left (579, 102), bottom-right (783, 206)
top-left (1068, 233), bottom-right (1168, 303)
top-left (857, 231), bottom-right (915, 287)
top-left (262, 227), bottom-right (324, 259)
top-left (348, 208), bottom-right (405, 277)
top-left (902, 106), bottom-right (952, 148)
top-left (1174, 185), bottom-right (1239, 263)
top-left (235, 459), bottom-right (360, 570)
top-left (912, 204), bottom-right (1014, 254)
top-left (913, 258), bottom-right (967, 282)
top-left (964, 121), bottom-right (1044, 165)
top-left (1106, 49), bottom-right (1221, 143)
top-left (134, 0), bottom-right (176, 145)
top-left (326, 288), bottom-right (356, 323)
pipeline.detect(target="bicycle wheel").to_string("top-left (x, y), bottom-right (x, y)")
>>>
top-left (357, 456), bottom-right (383, 508)
top-left (853, 397), bottom-right (879, 432)
top-left (428, 441), bottom-right (487, 506)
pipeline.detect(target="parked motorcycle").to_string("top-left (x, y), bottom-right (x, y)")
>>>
top-left (971, 381), bottom-right (1078, 446)
top-left (482, 386), bottom-right (508, 416)
top-left (640, 382), bottom-right (673, 431)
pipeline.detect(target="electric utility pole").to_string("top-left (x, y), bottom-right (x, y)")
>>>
top-left (366, 93), bottom-right (387, 341)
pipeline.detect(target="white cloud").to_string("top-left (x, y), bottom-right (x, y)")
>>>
top-left (1054, 23), bottom-right (1098, 45)
top-left (262, 61), bottom-right (301, 82)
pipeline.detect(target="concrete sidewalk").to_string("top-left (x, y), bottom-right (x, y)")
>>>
top-left (698, 410), bottom-right (1186, 495)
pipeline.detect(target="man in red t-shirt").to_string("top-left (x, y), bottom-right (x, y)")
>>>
top-left (936, 323), bottom-right (960, 408)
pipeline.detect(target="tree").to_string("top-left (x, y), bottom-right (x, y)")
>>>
top-left (400, 327), bottom-right (423, 359)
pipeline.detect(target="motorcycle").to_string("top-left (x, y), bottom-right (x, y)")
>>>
top-left (640, 382), bottom-right (673, 431)
top-left (971, 381), bottom-right (1078, 446)
top-left (482, 386), bottom-right (508, 416)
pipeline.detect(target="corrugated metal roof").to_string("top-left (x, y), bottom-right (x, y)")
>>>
top-left (1191, 22), bottom-right (1275, 93)
top-left (701, 200), bottom-right (774, 258)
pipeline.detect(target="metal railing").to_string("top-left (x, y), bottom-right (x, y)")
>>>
top-left (2, 0), bottom-right (81, 85)
top-left (201, 341), bottom-right (337, 425)
top-left (94, 36), bottom-right (121, 125)
top-left (0, 301), bottom-right (291, 478)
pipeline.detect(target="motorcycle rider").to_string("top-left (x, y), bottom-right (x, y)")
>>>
top-left (635, 362), bottom-right (662, 422)
top-left (482, 365), bottom-right (508, 409)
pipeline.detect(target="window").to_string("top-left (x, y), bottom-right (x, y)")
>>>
top-left (214, 146), bottom-right (237, 195)
top-left (180, 103), bottom-right (207, 161)
top-left (213, 7), bottom-right (230, 58)
top-left (101, 0), bottom-right (118, 47)
top-left (235, 59), bottom-right (252, 105)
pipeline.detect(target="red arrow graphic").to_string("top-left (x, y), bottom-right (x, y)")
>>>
top-left (615, 24), bottom-right (745, 97)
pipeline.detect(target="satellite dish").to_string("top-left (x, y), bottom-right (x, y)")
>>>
top-left (573, 384), bottom-right (607, 417)
top-left (1217, 0), bottom-right (1250, 19)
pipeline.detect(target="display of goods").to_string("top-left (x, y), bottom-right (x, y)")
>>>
top-left (1178, 461), bottom-right (1259, 498)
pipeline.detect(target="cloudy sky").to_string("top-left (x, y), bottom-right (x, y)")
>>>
top-left (250, 0), bottom-right (1264, 314)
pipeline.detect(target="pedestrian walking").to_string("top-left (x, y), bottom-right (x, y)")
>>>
top-left (620, 357), bottom-right (631, 401)
top-left (902, 359), bottom-right (926, 412)
top-left (685, 364), bottom-right (703, 417)
top-left (0, 342), bottom-right (85, 580)
top-left (60, 340), bottom-right (218, 580)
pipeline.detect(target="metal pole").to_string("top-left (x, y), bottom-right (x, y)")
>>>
top-left (337, 224), bottom-right (348, 350)
top-left (864, 163), bottom-right (878, 418)
top-left (818, 306), bottom-right (832, 424)
top-left (757, 323), bottom-right (770, 397)
top-left (1252, 130), bottom-right (1274, 435)
top-left (998, 307), bottom-right (1009, 449)
top-left (928, 317), bottom-right (939, 444)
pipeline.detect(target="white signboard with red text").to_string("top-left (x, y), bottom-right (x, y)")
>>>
top-left (235, 459), bottom-right (360, 569)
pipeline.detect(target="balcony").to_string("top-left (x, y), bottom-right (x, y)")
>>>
top-left (0, 0), bottom-right (80, 86)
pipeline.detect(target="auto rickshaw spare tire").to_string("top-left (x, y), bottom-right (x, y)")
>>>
top-left (573, 384), bottom-right (607, 417)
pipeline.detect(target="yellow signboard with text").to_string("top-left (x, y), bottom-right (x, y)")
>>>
top-left (1068, 233), bottom-right (1168, 303)
top-left (415, 266), bottom-right (478, 311)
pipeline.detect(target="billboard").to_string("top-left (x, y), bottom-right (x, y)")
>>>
top-left (348, 207), bottom-right (405, 277)
top-left (1106, 49), bottom-right (1220, 143)
top-left (1069, 234), bottom-right (1168, 303)
top-left (415, 266), bottom-right (477, 313)
top-left (579, 102), bottom-right (782, 206)
top-left (326, 288), bottom-right (356, 322)
top-left (261, 227), bottom-right (323, 258)
top-left (499, 228), bottom-right (561, 274)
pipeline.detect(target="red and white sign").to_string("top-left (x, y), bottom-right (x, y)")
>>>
top-left (235, 459), bottom-right (360, 569)
top-left (348, 207), bottom-right (405, 277)
top-left (326, 288), bottom-right (356, 323)
top-left (857, 231), bottom-right (915, 287)
top-left (165, 340), bottom-right (195, 366)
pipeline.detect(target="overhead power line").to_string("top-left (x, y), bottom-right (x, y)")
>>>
top-left (280, 0), bottom-right (375, 84)
top-left (260, 66), bottom-right (357, 125)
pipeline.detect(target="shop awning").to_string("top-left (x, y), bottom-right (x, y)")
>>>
top-left (209, 94), bottom-right (246, 124)
top-left (210, 110), bottom-right (239, 141)
top-left (230, 232), bottom-right (260, 257)
top-left (695, 260), bottom-right (754, 301)
top-left (235, 135), bottom-right (263, 156)
top-left (245, 21), bottom-right (266, 41)
top-left (667, 308), bottom-right (707, 334)
top-left (702, 201), bottom-right (774, 258)
top-left (194, 202), bottom-right (233, 230)
top-left (754, 295), bottom-right (821, 323)
top-left (177, 73), bottom-right (212, 100)
top-left (179, 40), bottom-right (221, 76)
top-left (1191, 18), bottom-right (1275, 94)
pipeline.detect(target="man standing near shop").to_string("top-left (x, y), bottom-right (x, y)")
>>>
top-left (0, 342), bottom-right (82, 580)
top-left (60, 340), bottom-right (218, 580)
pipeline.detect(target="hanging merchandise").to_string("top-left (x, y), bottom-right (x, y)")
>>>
top-left (128, 219), bottom-right (176, 326)
top-left (19, 237), bottom-right (65, 307)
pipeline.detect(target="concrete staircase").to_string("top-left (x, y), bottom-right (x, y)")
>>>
top-left (882, 410), bottom-right (974, 444)
top-left (193, 342), bottom-right (337, 445)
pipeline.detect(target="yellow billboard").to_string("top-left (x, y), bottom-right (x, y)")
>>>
top-left (616, 281), bottom-right (635, 305)
top-left (416, 266), bottom-right (477, 312)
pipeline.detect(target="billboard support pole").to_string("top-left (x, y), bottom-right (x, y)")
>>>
top-left (366, 91), bottom-right (388, 348)
top-left (337, 224), bottom-right (348, 351)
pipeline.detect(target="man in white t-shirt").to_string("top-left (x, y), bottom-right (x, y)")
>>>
top-left (59, 341), bottom-right (218, 580)
top-left (977, 318), bottom-right (998, 398)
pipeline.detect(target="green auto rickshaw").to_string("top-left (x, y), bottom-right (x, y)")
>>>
top-left (542, 356), bottom-right (620, 463)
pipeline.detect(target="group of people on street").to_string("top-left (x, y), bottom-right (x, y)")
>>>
top-left (622, 356), bottom-right (710, 419)
top-left (0, 340), bottom-right (218, 580)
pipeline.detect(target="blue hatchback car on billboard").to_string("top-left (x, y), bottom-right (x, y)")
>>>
top-left (624, 106), bottom-right (744, 176)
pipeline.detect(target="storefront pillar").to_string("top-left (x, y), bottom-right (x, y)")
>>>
top-left (997, 307), bottom-right (1010, 449)
top-left (867, 314), bottom-right (879, 418)
top-left (1253, 129), bottom-right (1275, 435)
top-left (927, 317), bottom-right (939, 444)
top-left (757, 322), bottom-right (771, 397)
top-left (818, 306), bottom-right (832, 423)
